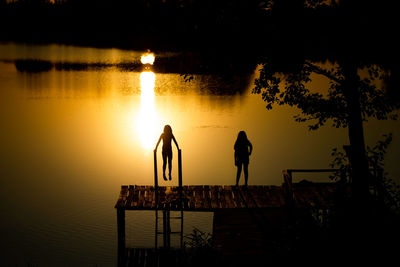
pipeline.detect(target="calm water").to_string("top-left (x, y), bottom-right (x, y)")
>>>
top-left (1, 43), bottom-right (399, 266)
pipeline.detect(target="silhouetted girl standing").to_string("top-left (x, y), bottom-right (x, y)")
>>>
top-left (234, 131), bottom-right (253, 187)
top-left (155, 125), bottom-right (179, 181)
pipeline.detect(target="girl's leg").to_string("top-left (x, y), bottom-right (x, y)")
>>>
top-left (244, 163), bottom-right (249, 187)
top-left (168, 153), bottom-right (173, 180)
top-left (236, 163), bottom-right (242, 186)
top-left (162, 152), bottom-right (168, 180)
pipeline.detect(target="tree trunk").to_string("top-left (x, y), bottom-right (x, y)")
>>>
top-left (341, 61), bottom-right (370, 203)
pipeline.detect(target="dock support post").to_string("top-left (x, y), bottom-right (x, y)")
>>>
top-left (167, 210), bottom-right (171, 248)
top-left (180, 210), bottom-right (184, 248)
top-left (163, 209), bottom-right (171, 249)
top-left (163, 210), bottom-right (167, 248)
top-left (117, 208), bottom-right (126, 267)
top-left (178, 149), bottom-right (184, 249)
top-left (154, 149), bottom-right (159, 208)
top-left (178, 149), bottom-right (182, 206)
top-left (155, 210), bottom-right (158, 250)
top-left (162, 210), bottom-right (171, 249)
top-left (287, 170), bottom-right (293, 220)
top-left (282, 170), bottom-right (294, 224)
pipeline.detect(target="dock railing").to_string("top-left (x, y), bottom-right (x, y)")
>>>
top-left (282, 167), bottom-right (385, 206)
top-left (282, 168), bottom-right (345, 207)
top-left (153, 147), bottom-right (183, 250)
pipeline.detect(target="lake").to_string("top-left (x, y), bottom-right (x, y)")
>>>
top-left (0, 43), bottom-right (399, 266)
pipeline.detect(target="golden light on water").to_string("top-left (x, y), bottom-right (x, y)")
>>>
top-left (136, 71), bottom-right (161, 149)
top-left (140, 52), bottom-right (155, 65)
top-left (140, 71), bottom-right (155, 90)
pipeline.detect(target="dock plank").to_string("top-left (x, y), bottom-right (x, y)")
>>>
top-left (219, 186), bottom-right (227, 209)
top-left (188, 186), bottom-right (195, 210)
top-left (116, 184), bottom-right (338, 211)
top-left (116, 185), bottom-right (129, 207)
top-left (125, 186), bottom-right (134, 208)
top-left (210, 186), bottom-right (219, 209)
top-left (137, 186), bottom-right (144, 208)
top-left (248, 186), bottom-right (262, 207)
top-left (193, 186), bottom-right (201, 209)
top-left (203, 185), bottom-right (211, 209)
top-left (132, 186), bottom-right (139, 208)
top-left (232, 187), bottom-right (243, 208)
top-left (224, 186), bottom-right (234, 209)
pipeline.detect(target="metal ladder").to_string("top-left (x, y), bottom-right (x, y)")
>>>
top-left (153, 148), bottom-right (184, 250)
top-left (155, 209), bottom-right (184, 249)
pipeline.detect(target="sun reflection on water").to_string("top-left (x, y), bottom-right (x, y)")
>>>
top-left (136, 71), bottom-right (161, 150)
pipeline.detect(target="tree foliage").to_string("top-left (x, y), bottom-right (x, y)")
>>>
top-left (330, 133), bottom-right (400, 213)
top-left (254, 61), bottom-right (399, 130)
top-left (253, 0), bottom-right (399, 198)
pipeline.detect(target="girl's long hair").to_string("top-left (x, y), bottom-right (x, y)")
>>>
top-left (235, 131), bottom-right (248, 148)
top-left (163, 125), bottom-right (173, 138)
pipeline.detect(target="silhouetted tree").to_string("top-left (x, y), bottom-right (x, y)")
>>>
top-left (253, 0), bottom-right (399, 203)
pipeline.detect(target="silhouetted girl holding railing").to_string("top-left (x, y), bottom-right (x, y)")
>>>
top-left (155, 125), bottom-right (179, 181)
top-left (234, 131), bottom-right (253, 187)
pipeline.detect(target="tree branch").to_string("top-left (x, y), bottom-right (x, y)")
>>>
top-left (304, 61), bottom-right (343, 84)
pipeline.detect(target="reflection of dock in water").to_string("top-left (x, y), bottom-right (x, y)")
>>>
top-left (115, 168), bottom-right (348, 267)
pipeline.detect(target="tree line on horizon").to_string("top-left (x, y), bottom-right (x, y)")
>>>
top-left (0, 0), bottom-right (395, 52)
top-left (1, 0), bottom-right (270, 10)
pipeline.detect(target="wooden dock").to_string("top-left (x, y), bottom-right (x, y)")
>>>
top-left (115, 185), bottom-right (288, 211)
top-left (115, 183), bottom-right (341, 211)
top-left (115, 168), bottom-right (350, 266)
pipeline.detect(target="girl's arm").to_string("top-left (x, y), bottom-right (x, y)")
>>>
top-left (155, 134), bottom-right (163, 150)
top-left (248, 141), bottom-right (253, 155)
top-left (234, 150), bottom-right (238, 166)
top-left (172, 135), bottom-right (179, 150)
